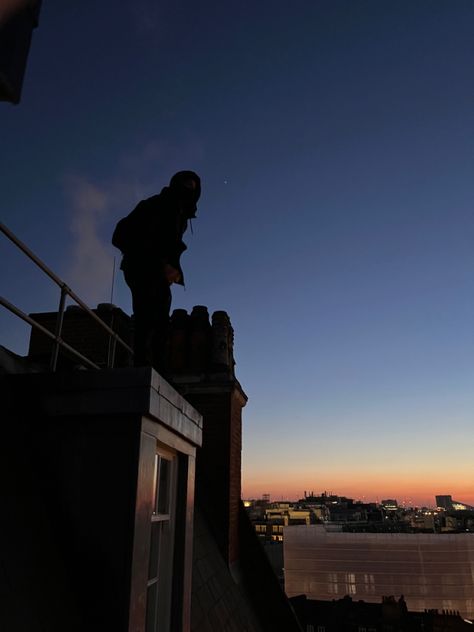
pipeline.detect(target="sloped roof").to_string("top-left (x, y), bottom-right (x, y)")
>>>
top-left (192, 509), bottom-right (263, 632)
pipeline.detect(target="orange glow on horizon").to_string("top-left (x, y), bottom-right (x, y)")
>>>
top-left (242, 472), bottom-right (474, 506)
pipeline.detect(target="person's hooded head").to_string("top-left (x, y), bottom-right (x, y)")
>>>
top-left (169, 170), bottom-right (201, 218)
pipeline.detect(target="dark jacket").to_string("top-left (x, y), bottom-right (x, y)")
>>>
top-left (112, 187), bottom-right (192, 286)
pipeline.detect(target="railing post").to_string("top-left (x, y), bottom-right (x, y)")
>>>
top-left (106, 311), bottom-right (115, 369)
top-left (50, 285), bottom-right (68, 371)
top-left (108, 336), bottom-right (117, 369)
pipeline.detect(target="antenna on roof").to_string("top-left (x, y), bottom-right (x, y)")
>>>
top-left (110, 256), bottom-right (116, 304)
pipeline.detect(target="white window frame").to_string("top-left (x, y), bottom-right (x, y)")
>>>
top-left (146, 443), bottom-right (178, 632)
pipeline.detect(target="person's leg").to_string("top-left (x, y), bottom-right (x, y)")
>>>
top-left (124, 271), bottom-right (155, 367)
top-left (124, 270), bottom-right (171, 371)
top-left (150, 279), bottom-right (172, 373)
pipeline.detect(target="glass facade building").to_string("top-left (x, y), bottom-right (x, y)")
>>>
top-left (284, 526), bottom-right (474, 618)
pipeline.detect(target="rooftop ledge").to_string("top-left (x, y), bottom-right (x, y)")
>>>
top-left (1, 367), bottom-right (203, 447)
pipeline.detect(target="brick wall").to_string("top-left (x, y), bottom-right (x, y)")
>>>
top-left (28, 304), bottom-right (132, 368)
top-left (228, 389), bottom-right (244, 564)
top-left (181, 386), bottom-right (245, 567)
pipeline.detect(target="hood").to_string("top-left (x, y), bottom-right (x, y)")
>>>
top-left (169, 170), bottom-right (201, 217)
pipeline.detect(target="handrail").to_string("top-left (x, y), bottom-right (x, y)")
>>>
top-left (0, 296), bottom-right (100, 370)
top-left (1, 221), bottom-right (66, 288)
top-left (0, 221), bottom-right (133, 371)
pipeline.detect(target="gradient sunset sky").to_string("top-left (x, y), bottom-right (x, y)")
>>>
top-left (1, 1), bottom-right (473, 507)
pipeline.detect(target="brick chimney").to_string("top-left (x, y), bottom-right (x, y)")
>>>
top-left (28, 303), bottom-right (132, 369)
top-left (167, 306), bottom-right (247, 569)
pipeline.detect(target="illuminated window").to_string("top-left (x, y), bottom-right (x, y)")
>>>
top-left (347, 572), bottom-right (356, 595)
top-left (363, 573), bottom-right (375, 594)
top-left (328, 572), bottom-right (338, 594)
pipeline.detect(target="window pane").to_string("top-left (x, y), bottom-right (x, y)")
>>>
top-left (157, 457), bottom-right (171, 514)
top-left (148, 522), bottom-right (161, 581)
top-left (152, 454), bottom-right (159, 515)
top-left (146, 582), bottom-right (158, 632)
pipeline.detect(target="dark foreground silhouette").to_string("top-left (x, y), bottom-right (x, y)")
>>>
top-left (113, 170), bottom-right (201, 372)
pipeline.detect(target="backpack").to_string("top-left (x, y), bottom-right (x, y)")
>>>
top-left (111, 199), bottom-right (149, 254)
top-left (111, 215), bottom-right (131, 254)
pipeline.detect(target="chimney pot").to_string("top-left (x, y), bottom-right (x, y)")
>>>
top-left (168, 309), bottom-right (189, 371)
top-left (189, 306), bottom-right (211, 370)
top-left (211, 311), bottom-right (234, 370)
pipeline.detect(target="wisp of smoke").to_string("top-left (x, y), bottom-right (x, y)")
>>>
top-left (65, 176), bottom-right (114, 306)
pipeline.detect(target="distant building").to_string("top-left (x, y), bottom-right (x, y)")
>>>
top-left (436, 495), bottom-right (474, 511)
top-left (441, 515), bottom-right (460, 533)
top-left (284, 525), bottom-right (474, 618)
top-left (381, 499), bottom-right (398, 511)
top-left (251, 503), bottom-right (316, 544)
top-left (437, 495), bottom-right (455, 510)
top-left (327, 501), bottom-right (383, 526)
top-left (409, 512), bottom-right (435, 532)
top-left (300, 491), bottom-right (352, 505)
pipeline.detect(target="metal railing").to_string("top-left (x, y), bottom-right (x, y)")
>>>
top-left (0, 221), bottom-right (133, 371)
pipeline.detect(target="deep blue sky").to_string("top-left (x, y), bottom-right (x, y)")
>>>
top-left (2, 1), bottom-right (473, 504)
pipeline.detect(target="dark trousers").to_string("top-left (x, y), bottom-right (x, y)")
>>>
top-left (124, 270), bottom-right (171, 372)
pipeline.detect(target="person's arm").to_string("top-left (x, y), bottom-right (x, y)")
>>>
top-left (155, 204), bottom-right (186, 283)
top-left (163, 264), bottom-right (181, 284)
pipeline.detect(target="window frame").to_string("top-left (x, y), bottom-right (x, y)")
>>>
top-left (146, 443), bottom-right (178, 632)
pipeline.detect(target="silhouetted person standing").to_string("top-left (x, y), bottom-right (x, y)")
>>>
top-left (112, 171), bottom-right (201, 372)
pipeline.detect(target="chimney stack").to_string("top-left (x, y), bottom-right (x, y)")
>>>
top-left (168, 307), bottom-right (246, 569)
